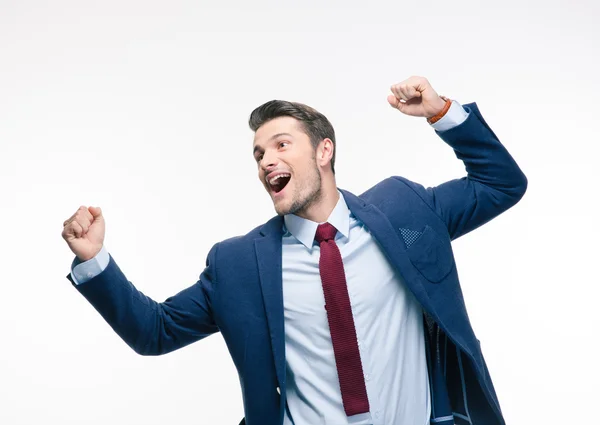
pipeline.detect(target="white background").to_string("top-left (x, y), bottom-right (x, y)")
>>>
top-left (1, 1), bottom-right (598, 424)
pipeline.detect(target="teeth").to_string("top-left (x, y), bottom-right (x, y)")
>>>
top-left (269, 174), bottom-right (290, 185)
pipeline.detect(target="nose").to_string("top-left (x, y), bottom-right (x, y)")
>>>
top-left (260, 149), bottom-right (278, 171)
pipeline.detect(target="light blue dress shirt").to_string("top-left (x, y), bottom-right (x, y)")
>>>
top-left (282, 193), bottom-right (431, 425)
top-left (71, 102), bottom-right (468, 425)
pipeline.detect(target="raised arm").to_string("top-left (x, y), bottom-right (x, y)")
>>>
top-left (62, 206), bottom-right (219, 355)
top-left (388, 76), bottom-right (528, 240)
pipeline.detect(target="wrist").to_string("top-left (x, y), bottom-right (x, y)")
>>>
top-left (427, 96), bottom-right (452, 124)
top-left (75, 245), bottom-right (103, 263)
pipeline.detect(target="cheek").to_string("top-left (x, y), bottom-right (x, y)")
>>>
top-left (258, 171), bottom-right (267, 187)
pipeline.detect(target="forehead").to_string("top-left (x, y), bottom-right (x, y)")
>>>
top-left (253, 116), bottom-right (305, 147)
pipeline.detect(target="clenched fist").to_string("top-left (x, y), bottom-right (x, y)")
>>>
top-left (387, 76), bottom-right (447, 118)
top-left (62, 206), bottom-right (105, 262)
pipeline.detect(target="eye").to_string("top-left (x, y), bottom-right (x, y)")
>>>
top-left (256, 153), bottom-right (263, 163)
top-left (279, 141), bottom-right (289, 149)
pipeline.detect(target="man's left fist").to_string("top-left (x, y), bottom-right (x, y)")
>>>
top-left (387, 76), bottom-right (447, 118)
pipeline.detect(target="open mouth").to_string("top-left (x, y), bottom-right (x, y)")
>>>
top-left (268, 173), bottom-right (291, 194)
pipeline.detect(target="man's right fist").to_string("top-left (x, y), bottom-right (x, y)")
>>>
top-left (62, 206), bottom-right (105, 262)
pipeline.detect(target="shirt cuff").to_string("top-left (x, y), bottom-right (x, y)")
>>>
top-left (430, 100), bottom-right (468, 132)
top-left (71, 246), bottom-right (110, 285)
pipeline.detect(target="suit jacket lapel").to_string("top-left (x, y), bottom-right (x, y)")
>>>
top-left (340, 189), bottom-right (435, 314)
top-left (254, 215), bottom-right (286, 390)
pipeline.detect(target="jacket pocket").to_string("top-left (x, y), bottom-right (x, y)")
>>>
top-left (404, 225), bottom-right (453, 283)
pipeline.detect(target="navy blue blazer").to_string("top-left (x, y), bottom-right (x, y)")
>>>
top-left (70, 103), bottom-right (527, 425)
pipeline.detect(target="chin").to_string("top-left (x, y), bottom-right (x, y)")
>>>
top-left (270, 190), bottom-right (293, 216)
top-left (273, 202), bottom-right (291, 216)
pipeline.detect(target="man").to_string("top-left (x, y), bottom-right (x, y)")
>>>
top-left (62, 76), bottom-right (527, 425)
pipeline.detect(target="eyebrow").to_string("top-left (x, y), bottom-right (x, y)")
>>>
top-left (253, 132), bottom-right (294, 155)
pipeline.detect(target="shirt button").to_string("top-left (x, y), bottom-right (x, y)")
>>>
top-left (86, 272), bottom-right (94, 279)
top-left (375, 411), bottom-right (380, 418)
top-left (365, 374), bottom-right (371, 381)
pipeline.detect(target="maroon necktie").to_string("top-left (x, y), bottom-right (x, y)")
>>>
top-left (315, 222), bottom-right (370, 416)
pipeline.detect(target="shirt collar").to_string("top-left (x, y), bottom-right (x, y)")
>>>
top-left (283, 191), bottom-right (350, 250)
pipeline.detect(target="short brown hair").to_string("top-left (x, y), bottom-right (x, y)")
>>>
top-left (249, 100), bottom-right (336, 173)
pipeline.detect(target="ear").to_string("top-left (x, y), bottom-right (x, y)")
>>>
top-left (316, 138), bottom-right (334, 170)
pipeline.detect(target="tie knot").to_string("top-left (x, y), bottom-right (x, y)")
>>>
top-left (315, 222), bottom-right (338, 243)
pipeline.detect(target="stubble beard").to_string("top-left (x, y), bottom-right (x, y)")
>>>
top-left (277, 164), bottom-right (322, 217)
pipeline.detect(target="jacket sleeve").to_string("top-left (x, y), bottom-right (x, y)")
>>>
top-left (68, 243), bottom-right (220, 355)
top-left (397, 102), bottom-right (528, 240)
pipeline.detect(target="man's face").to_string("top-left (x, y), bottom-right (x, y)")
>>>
top-left (253, 116), bottom-right (323, 216)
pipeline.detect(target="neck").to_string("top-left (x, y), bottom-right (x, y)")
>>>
top-left (295, 175), bottom-right (339, 223)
